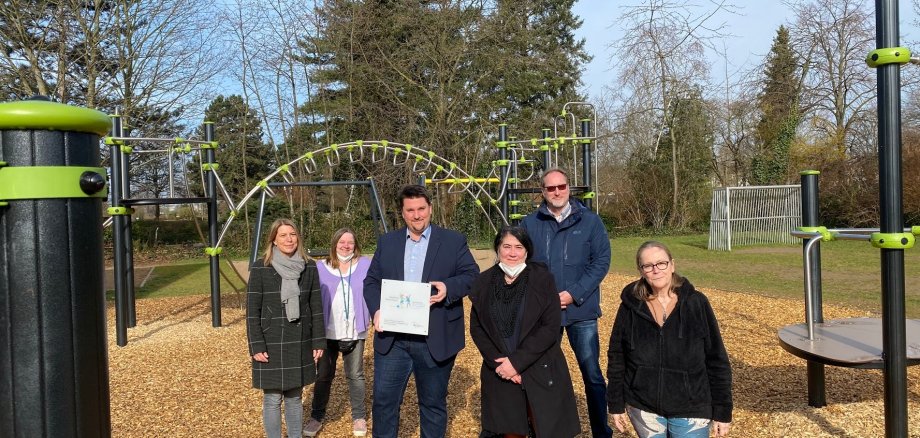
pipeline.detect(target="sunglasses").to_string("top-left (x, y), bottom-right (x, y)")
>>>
top-left (543, 183), bottom-right (568, 193)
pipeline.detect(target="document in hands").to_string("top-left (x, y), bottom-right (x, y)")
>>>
top-left (380, 279), bottom-right (431, 335)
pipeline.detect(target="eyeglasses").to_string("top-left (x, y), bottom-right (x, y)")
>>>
top-left (639, 261), bottom-right (670, 273)
top-left (543, 183), bottom-right (568, 193)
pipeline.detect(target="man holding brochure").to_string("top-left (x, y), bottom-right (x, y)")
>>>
top-left (364, 184), bottom-right (479, 438)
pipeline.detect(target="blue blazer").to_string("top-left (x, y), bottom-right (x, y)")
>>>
top-left (364, 224), bottom-right (479, 362)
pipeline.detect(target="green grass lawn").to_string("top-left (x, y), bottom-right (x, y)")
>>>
top-left (113, 233), bottom-right (920, 318)
top-left (610, 234), bottom-right (920, 318)
top-left (106, 260), bottom-right (247, 300)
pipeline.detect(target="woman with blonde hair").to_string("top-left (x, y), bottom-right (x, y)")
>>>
top-left (246, 218), bottom-right (325, 438)
top-left (304, 227), bottom-right (372, 437)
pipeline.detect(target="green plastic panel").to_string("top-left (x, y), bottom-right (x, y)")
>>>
top-left (0, 166), bottom-right (108, 200)
top-left (0, 100), bottom-right (109, 135)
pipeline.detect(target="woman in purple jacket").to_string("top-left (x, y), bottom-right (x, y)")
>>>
top-left (304, 228), bottom-right (372, 437)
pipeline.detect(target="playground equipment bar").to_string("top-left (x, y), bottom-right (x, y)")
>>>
top-left (105, 136), bottom-right (215, 145)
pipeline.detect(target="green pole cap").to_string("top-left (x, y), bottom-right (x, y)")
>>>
top-left (0, 97), bottom-right (110, 136)
top-left (800, 170), bottom-right (820, 176)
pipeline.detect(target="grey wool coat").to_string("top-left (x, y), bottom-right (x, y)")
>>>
top-left (246, 258), bottom-right (326, 391)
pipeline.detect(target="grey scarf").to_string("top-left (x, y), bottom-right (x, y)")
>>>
top-left (270, 246), bottom-right (306, 321)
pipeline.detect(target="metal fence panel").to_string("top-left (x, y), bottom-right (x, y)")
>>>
top-left (708, 185), bottom-right (801, 251)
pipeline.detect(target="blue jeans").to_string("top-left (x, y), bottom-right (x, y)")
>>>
top-left (311, 338), bottom-right (367, 421)
top-left (372, 336), bottom-right (455, 438)
top-left (262, 387), bottom-right (303, 438)
top-left (565, 319), bottom-right (613, 438)
top-left (627, 405), bottom-right (711, 438)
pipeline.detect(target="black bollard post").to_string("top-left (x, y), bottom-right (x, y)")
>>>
top-left (800, 170), bottom-right (826, 408)
top-left (0, 97), bottom-right (112, 436)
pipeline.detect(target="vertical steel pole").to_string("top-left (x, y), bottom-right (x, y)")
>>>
top-left (369, 177), bottom-right (388, 234)
top-left (109, 115), bottom-right (129, 347)
top-left (800, 170), bottom-right (826, 407)
top-left (204, 122), bottom-right (221, 327)
top-left (580, 119), bottom-right (593, 210)
top-left (541, 128), bottom-right (552, 171)
top-left (119, 119), bottom-right (136, 328)
top-left (498, 124), bottom-right (509, 220)
top-left (875, 2), bottom-right (908, 436)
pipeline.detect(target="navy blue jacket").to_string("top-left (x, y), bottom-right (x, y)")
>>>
top-left (363, 224), bottom-right (479, 362)
top-left (521, 199), bottom-right (611, 325)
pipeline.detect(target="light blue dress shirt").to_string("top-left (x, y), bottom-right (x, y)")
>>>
top-left (403, 225), bottom-right (431, 283)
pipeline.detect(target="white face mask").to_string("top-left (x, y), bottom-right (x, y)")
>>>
top-left (337, 252), bottom-right (354, 263)
top-left (499, 262), bottom-right (527, 279)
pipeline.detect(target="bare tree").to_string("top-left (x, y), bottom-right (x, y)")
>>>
top-left (608, 0), bottom-right (737, 227)
top-left (788, 0), bottom-right (875, 158)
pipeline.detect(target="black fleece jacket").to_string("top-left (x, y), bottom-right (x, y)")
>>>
top-left (606, 279), bottom-right (733, 422)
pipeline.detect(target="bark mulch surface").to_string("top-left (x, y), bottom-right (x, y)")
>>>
top-left (108, 274), bottom-right (920, 437)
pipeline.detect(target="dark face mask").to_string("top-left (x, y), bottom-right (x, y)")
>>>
top-left (337, 339), bottom-right (359, 354)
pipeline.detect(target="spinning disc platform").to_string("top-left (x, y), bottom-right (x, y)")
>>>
top-left (778, 318), bottom-right (920, 369)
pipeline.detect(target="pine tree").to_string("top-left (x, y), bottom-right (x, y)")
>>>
top-left (200, 95), bottom-right (273, 197)
top-left (752, 25), bottom-right (800, 185)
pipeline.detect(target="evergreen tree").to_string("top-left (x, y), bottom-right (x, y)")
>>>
top-left (752, 25), bottom-right (800, 185)
top-left (199, 95), bottom-right (273, 197)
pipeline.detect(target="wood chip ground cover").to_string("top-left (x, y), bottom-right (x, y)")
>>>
top-left (108, 274), bottom-right (920, 437)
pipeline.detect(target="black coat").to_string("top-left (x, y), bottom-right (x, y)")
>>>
top-left (469, 263), bottom-right (580, 438)
top-left (606, 279), bottom-right (733, 422)
top-left (246, 258), bottom-right (326, 391)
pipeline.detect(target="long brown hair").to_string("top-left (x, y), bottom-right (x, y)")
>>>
top-left (325, 227), bottom-right (362, 270)
top-left (261, 218), bottom-right (306, 265)
top-left (631, 240), bottom-right (685, 301)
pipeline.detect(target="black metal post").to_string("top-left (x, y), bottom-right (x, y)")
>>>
top-left (118, 119), bottom-right (137, 328)
top-left (800, 170), bottom-right (826, 407)
top-left (368, 177), bottom-right (388, 234)
top-left (580, 119), bottom-right (593, 210)
top-left (204, 122), bottom-right (221, 327)
top-left (541, 128), bottom-right (552, 171)
top-left (109, 115), bottom-right (129, 347)
top-left (0, 98), bottom-right (112, 436)
top-left (498, 124), bottom-right (509, 220)
top-left (875, 1), bottom-right (908, 436)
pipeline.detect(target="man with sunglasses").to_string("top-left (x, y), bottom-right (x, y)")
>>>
top-left (521, 167), bottom-right (613, 438)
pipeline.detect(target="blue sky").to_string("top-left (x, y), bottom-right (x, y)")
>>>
top-left (572, 1), bottom-right (919, 100)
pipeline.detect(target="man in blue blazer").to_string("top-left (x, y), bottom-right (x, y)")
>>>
top-left (364, 184), bottom-right (479, 438)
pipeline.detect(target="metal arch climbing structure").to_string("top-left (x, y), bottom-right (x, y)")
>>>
top-left (105, 102), bottom-right (600, 347)
top-left (211, 140), bottom-right (509, 250)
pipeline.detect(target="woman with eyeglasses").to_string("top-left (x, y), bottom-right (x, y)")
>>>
top-left (606, 241), bottom-right (733, 438)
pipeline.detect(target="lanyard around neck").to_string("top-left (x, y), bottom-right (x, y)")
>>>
top-left (338, 260), bottom-right (354, 320)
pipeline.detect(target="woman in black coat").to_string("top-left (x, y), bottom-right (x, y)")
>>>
top-left (469, 226), bottom-right (580, 438)
top-left (246, 218), bottom-right (325, 438)
top-left (607, 241), bottom-right (732, 438)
